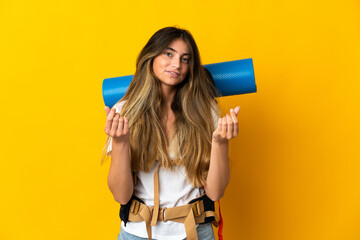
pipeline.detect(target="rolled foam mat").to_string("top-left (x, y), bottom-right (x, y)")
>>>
top-left (103, 58), bottom-right (256, 108)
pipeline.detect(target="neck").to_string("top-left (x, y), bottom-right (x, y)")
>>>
top-left (161, 85), bottom-right (176, 111)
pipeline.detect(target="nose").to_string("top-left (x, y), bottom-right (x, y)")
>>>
top-left (171, 56), bottom-right (181, 70)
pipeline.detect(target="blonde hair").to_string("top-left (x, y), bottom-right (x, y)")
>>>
top-left (102, 27), bottom-right (221, 186)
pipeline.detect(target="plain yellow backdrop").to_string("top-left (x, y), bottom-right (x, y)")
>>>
top-left (1, 0), bottom-right (359, 239)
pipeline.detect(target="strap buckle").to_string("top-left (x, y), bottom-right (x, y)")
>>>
top-left (159, 207), bottom-right (167, 222)
top-left (192, 201), bottom-right (201, 217)
top-left (130, 200), bottom-right (140, 215)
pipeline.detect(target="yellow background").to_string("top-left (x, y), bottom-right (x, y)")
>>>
top-left (1, 0), bottom-right (359, 239)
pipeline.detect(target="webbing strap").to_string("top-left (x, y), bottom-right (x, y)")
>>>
top-left (184, 208), bottom-right (197, 240)
top-left (128, 199), bottom-right (219, 240)
top-left (205, 211), bottom-right (220, 227)
top-left (127, 201), bottom-right (153, 240)
top-left (162, 203), bottom-right (194, 219)
top-left (138, 205), bottom-right (152, 240)
top-left (127, 163), bottom-right (219, 240)
top-left (150, 164), bottom-right (161, 226)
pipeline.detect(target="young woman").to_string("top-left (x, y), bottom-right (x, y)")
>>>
top-left (102, 26), bottom-right (240, 240)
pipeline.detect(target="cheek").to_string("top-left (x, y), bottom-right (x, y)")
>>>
top-left (183, 65), bottom-right (190, 77)
top-left (153, 58), bottom-right (166, 72)
top-left (152, 58), bottom-right (162, 76)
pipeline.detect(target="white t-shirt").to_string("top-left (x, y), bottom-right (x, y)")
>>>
top-left (106, 101), bottom-right (219, 240)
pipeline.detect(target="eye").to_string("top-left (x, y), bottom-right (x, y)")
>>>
top-left (165, 51), bottom-right (173, 57)
top-left (182, 57), bottom-right (189, 63)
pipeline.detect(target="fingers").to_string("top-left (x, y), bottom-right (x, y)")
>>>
top-left (234, 106), bottom-right (240, 116)
top-left (104, 106), bottom-right (111, 116)
top-left (110, 113), bottom-right (120, 136)
top-left (104, 108), bottom-right (117, 134)
top-left (226, 114), bottom-right (233, 139)
top-left (221, 116), bottom-right (228, 138)
top-left (104, 107), bottom-right (129, 139)
top-left (215, 116), bottom-right (229, 139)
top-left (123, 117), bottom-right (129, 135)
top-left (213, 107), bottom-right (240, 142)
top-left (115, 116), bottom-right (123, 136)
top-left (116, 116), bottom-right (129, 136)
top-left (230, 108), bottom-right (239, 137)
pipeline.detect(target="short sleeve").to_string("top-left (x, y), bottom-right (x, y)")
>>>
top-left (105, 101), bottom-right (126, 157)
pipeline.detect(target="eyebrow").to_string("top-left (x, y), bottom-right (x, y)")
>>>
top-left (165, 47), bottom-right (190, 56)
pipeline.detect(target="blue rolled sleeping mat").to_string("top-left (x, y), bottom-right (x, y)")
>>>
top-left (102, 58), bottom-right (257, 108)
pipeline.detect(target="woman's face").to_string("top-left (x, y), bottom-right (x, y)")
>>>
top-left (152, 38), bottom-right (190, 90)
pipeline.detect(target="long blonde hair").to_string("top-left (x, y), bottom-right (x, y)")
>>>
top-left (102, 26), bottom-right (221, 186)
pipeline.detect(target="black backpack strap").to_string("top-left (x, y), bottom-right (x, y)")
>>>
top-left (188, 194), bottom-right (215, 224)
top-left (119, 195), bottom-right (144, 226)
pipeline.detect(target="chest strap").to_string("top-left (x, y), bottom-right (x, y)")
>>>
top-left (120, 164), bottom-right (219, 240)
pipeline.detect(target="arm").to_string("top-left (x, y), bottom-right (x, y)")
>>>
top-left (204, 107), bottom-right (240, 201)
top-left (105, 106), bottom-right (134, 205)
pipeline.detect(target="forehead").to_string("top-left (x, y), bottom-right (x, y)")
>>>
top-left (166, 38), bottom-right (190, 55)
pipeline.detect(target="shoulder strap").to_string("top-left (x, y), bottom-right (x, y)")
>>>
top-left (150, 163), bottom-right (161, 226)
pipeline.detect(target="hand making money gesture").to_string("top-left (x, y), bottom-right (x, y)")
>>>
top-left (104, 106), bottom-right (129, 143)
top-left (212, 106), bottom-right (240, 144)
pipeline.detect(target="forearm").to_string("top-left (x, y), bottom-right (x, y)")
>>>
top-left (204, 140), bottom-right (230, 201)
top-left (107, 140), bottom-right (133, 205)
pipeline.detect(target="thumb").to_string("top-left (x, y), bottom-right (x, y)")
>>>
top-left (104, 106), bottom-right (111, 116)
top-left (234, 106), bottom-right (241, 116)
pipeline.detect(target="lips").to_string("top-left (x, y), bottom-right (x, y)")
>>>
top-left (166, 71), bottom-right (180, 76)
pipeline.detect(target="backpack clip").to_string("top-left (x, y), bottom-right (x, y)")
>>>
top-left (130, 200), bottom-right (140, 215)
top-left (192, 201), bottom-right (201, 217)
